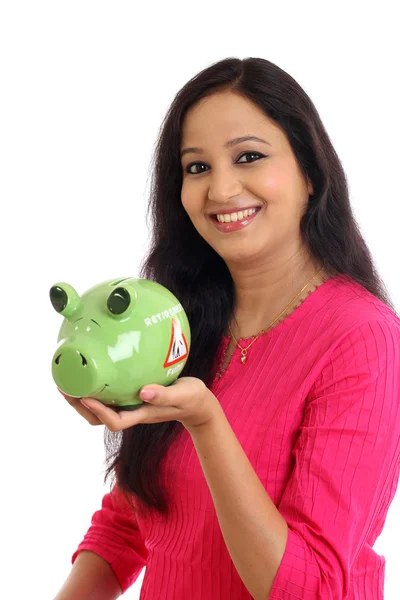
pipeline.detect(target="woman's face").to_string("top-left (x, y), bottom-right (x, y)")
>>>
top-left (180, 90), bottom-right (314, 266)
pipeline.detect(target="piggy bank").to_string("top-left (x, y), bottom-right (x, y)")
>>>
top-left (50, 277), bottom-right (191, 410)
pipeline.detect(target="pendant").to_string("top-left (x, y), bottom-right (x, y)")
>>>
top-left (241, 350), bottom-right (247, 364)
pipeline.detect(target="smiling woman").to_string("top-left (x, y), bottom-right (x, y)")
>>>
top-left (54, 57), bottom-right (400, 600)
top-left (180, 91), bottom-right (314, 261)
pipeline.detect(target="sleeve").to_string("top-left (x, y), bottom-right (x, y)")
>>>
top-left (71, 486), bottom-right (148, 594)
top-left (269, 319), bottom-right (400, 599)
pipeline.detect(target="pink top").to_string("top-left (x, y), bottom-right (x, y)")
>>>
top-left (72, 274), bottom-right (400, 599)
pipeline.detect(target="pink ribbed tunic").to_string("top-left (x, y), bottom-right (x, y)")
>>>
top-left (72, 274), bottom-right (400, 599)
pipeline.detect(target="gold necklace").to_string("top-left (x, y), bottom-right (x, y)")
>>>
top-left (228, 266), bottom-right (325, 365)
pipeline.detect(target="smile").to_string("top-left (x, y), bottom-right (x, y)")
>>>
top-left (215, 207), bottom-right (258, 223)
top-left (210, 206), bottom-right (262, 233)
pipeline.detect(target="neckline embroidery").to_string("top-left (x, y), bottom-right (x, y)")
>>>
top-left (213, 273), bottom-right (338, 383)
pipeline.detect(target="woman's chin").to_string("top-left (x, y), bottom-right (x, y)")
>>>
top-left (217, 241), bottom-right (265, 265)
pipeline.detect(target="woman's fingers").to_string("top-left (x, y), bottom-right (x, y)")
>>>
top-left (58, 389), bottom-right (103, 426)
top-left (80, 397), bottom-right (181, 431)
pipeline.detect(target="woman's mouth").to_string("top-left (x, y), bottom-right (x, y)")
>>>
top-left (209, 207), bottom-right (262, 233)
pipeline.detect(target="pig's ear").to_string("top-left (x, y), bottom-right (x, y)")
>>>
top-left (50, 283), bottom-right (82, 319)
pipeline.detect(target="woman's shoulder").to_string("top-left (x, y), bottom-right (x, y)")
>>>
top-left (316, 273), bottom-right (400, 346)
top-left (302, 275), bottom-right (400, 393)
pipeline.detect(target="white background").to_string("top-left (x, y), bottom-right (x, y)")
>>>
top-left (1, 1), bottom-right (399, 598)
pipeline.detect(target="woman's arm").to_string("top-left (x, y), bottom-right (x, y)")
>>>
top-left (190, 404), bottom-right (288, 600)
top-left (53, 550), bottom-right (121, 600)
top-left (65, 488), bottom-right (148, 595)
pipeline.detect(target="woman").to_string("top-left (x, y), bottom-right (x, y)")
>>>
top-left (54, 57), bottom-right (400, 600)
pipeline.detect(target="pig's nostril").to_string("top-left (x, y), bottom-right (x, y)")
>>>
top-left (54, 351), bottom-right (88, 366)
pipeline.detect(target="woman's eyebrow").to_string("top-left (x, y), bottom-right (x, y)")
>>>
top-left (180, 135), bottom-right (272, 158)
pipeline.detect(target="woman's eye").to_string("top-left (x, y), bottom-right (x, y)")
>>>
top-left (185, 152), bottom-right (265, 175)
top-left (237, 151), bottom-right (264, 163)
top-left (186, 162), bottom-right (209, 175)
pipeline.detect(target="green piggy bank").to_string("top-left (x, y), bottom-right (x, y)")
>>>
top-left (50, 277), bottom-right (191, 410)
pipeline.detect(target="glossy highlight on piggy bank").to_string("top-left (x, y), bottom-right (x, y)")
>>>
top-left (50, 277), bottom-right (191, 410)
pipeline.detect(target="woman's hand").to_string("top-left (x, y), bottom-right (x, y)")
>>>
top-left (61, 377), bottom-right (221, 434)
top-left (58, 389), bottom-right (104, 426)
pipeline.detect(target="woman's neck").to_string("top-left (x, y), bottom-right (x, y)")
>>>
top-left (227, 252), bottom-right (330, 339)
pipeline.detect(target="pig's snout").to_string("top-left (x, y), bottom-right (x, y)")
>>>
top-left (52, 342), bottom-right (108, 398)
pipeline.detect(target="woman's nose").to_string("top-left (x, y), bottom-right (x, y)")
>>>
top-left (207, 170), bottom-right (243, 203)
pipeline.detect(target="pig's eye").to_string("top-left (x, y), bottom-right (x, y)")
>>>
top-left (107, 287), bottom-right (131, 315)
top-left (50, 286), bottom-right (68, 313)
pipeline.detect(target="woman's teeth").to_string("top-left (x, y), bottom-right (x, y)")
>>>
top-left (216, 208), bottom-right (258, 223)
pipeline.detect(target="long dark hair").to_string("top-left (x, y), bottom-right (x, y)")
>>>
top-left (104, 56), bottom-right (397, 516)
